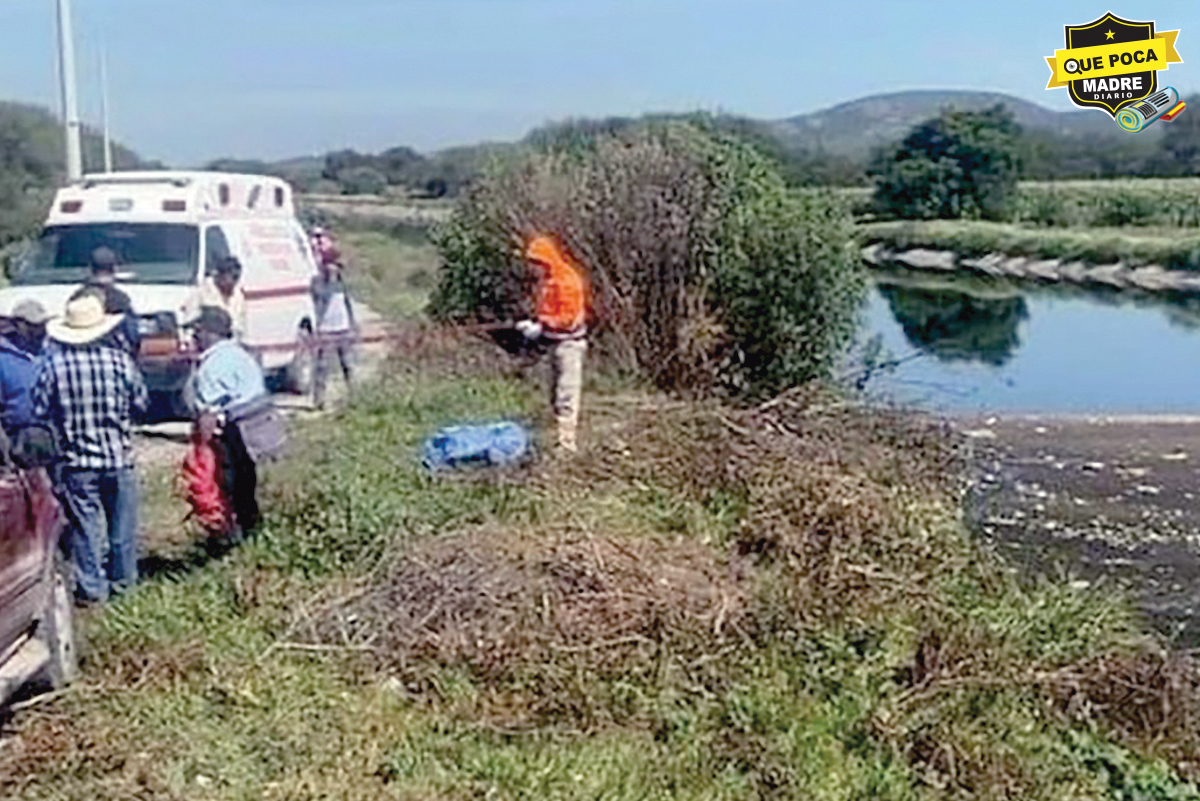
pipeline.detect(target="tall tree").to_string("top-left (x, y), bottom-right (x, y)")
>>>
top-left (869, 104), bottom-right (1021, 220)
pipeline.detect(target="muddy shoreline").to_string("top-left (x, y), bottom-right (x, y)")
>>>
top-left (963, 414), bottom-right (1200, 645)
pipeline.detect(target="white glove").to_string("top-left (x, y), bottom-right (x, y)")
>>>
top-left (515, 320), bottom-right (543, 340)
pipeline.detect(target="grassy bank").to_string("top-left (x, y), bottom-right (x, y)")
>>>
top-left (862, 220), bottom-right (1200, 271)
top-left (336, 227), bottom-right (439, 320)
top-left (3, 324), bottom-right (1199, 799)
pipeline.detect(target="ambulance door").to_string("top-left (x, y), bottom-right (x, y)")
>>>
top-left (237, 220), bottom-right (314, 370)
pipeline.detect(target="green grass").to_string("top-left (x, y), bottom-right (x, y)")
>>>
top-left (1010, 179), bottom-right (1200, 229)
top-left (861, 220), bottom-right (1200, 271)
top-left (338, 228), bottom-right (439, 321)
top-left (4, 365), bottom-right (1198, 800)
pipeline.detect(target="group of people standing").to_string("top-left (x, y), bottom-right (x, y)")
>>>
top-left (0, 226), bottom-right (359, 607)
top-left (0, 224), bottom-right (589, 607)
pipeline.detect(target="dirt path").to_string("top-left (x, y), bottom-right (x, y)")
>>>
top-left (133, 302), bottom-right (391, 467)
top-left (964, 414), bottom-right (1200, 645)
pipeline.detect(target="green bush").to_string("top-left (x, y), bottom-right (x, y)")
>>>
top-left (429, 121), bottom-right (866, 398)
top-left (870, 105), bottom-right (1021, 221)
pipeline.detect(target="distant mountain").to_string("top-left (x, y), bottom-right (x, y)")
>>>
top-left (207, 88), bottom-right (1181, 197)
top-left (770, 90), bottom-right (1156, 158)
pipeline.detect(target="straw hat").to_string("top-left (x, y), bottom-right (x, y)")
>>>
top-left (47, 295), bottom-right (124, 345)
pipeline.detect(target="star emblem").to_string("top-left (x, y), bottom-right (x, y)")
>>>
top-left (1105, 30), bottom-right (1115, 40)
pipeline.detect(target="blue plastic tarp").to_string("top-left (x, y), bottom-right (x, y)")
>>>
top-left (421, 422), bottom-right (532, 471)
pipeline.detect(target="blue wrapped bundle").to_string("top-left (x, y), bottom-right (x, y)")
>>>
top-left (421, 422), bottom-right (532, 471)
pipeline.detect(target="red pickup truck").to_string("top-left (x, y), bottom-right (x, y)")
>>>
top-left (0, 428), bottom-right (78, 706)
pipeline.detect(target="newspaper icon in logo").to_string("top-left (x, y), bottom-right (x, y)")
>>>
top-left (1117, 87), bottom-right (1180, 132)
top-left (1045, 12), bottom-right (1184, 131)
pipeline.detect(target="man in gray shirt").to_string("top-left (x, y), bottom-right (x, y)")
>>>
top-left (309, 241), bottom-right (357, 410)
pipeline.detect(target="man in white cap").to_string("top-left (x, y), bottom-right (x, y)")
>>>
top-left (0, 299), bottom-right (50, 435)
top-left (32, 294), bottom-right (148, 605)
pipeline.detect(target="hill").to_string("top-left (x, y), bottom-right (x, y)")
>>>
top-left (770, 89), bottom-right (1156, 159)
top-left (0, 100), bottom-right (147, 178)
top-left (0, 101), bottom-right (150, 246)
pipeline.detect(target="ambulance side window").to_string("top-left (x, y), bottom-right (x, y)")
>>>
top-left (204, 226), bottom-right (232, 276)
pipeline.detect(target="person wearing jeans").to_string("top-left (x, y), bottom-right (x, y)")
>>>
top-left (57, 468), bottom-right (140, 600)
top-left (32, 294), bottom-right (148, 605)
top-left (310, 245), bottom-right (357, 410)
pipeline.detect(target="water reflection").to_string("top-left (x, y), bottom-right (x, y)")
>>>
top-left (864, 271), bottom-right (1200, 412)
top-left (877, 283), bottom-right (1028, 366)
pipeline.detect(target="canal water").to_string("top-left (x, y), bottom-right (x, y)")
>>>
top-left (862, 270), bottom-right (1200, 413)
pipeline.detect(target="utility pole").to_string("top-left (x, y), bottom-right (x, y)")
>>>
top-left (55, 0), bottom-right (83, 182)
top-left (101, 49), bottom-right (113, 172)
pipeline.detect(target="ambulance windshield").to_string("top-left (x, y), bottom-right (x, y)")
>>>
top-left (15, 223), bottom-right (200, 286)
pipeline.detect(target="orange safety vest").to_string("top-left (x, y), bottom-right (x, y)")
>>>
top-left (526, 236), bottom-right (591, 335)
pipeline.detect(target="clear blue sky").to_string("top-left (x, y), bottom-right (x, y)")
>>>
top-left (1, 0), bottom-right (1196, 165)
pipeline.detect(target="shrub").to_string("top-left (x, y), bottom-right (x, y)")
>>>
top-left (870, 104), bottom-right (1021, 221)
top-left (338, 166), bottom-right (388, 196)
top-left (429, 122), bottom-right (866, 398)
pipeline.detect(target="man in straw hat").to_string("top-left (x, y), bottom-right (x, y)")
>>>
top-left (515, 235), bottom-right (592, 453)
top-left (0, 299), bottom-right (50, 435)
top-left (32, 293), bottom-right (148, 605)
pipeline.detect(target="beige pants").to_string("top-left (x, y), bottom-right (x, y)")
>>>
top-left (549, 338), bottom-right (587, 452)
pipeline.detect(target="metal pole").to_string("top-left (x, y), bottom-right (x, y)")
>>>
top-left (101, 50), bottom-right (113, 172)
top-left (55, 0), bottom-right (83, 182)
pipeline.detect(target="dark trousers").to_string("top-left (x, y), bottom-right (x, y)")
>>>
top-left (221, 423), bottom-right (259, 532)
top-left (313, 333), bottom-right (355, 407)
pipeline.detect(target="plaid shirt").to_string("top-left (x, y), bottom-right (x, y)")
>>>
top-left (32, 343), bottom-right (148, 470)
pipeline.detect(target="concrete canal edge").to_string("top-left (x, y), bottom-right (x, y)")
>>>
top-left (862, 243), bottom-right (1200, 293)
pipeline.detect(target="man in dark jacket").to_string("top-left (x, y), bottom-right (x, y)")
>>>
top-left (75, 246), bottom-right (141, 356)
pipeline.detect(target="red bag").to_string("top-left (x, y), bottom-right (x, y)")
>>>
top-left (180, 437), bottom-right (231, 533)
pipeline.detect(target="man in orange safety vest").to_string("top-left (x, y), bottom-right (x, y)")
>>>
top-left (515, 235), bottom-right (592, 453)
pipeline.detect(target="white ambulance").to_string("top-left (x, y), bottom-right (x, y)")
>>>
top-left (0, 172), bottom-right (319, 407)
